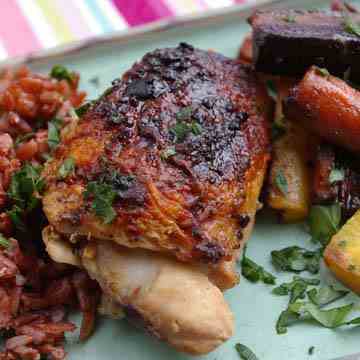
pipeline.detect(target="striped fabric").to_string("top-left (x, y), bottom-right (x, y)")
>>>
top-left (0, 0), bottom-right (254, 60)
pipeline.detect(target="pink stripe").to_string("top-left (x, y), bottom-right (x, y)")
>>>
top-left (0, 0), bottom-right (41, 56)
top-left (112, 0), bottom-right (173, 26)
top-left (53, 0), bottom-right (94, 39)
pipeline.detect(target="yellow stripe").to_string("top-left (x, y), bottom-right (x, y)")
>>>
top-left (36, 0), bottom-right (74, 44)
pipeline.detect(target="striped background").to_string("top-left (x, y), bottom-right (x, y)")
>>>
top-left (0, 0), bottom-right (254, 60)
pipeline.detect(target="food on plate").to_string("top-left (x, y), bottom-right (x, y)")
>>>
top-left (0, 66), bottom-right (97, 360)
top-left (4, 1), bottom-right (360, 358)
top-left (267, 79), bottom-right (313, 222)
top-left (249, 10), bottom-right (360, 81)
top-left (312, 144), bottom-right (360, 218)
top-left (324, 209), bottom-right (360, 294)
top-left (82, 241), bottom-right (234, 355)
top-left (284, 66), bottom-right (360, 153)
top-left (41, 43), bottom-right (271, 354)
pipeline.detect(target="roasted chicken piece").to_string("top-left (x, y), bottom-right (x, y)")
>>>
top-left (41, 43), bottom-right (271, 354)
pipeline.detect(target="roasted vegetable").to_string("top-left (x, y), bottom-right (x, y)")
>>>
top-left (267, 80), bottom-right (313, 222)
top-left (313, 144), bottom-right (337, 204)
top-left (312, 143), bottom-right (360, 218)
top-left (249, 10), bottom-right (360, 81)
top-left (284, 66), bottom-right (360, 153)
top-left (324, 209), bottom-right (360, 294)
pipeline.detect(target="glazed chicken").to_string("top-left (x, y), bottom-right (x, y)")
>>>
top-left (41, 43), bottom-right (270, 354)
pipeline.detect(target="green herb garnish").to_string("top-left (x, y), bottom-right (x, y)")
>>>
top-left (58, 157), bottom-right (75, 180)
top-left (283, 14), bottom-right (296, 23)
top-left (7, 163), bottom-right (45, 211)
top-left (176, 106), bottom-right (192, 121)
top-left (307, 285), bottom-right (349, 307)
top-left (316, 67), bottom-right (330, 77)
top-left (50, 65), bottom-right (74, 83)
top-left (329, 168), bottom-right (345, 184)
top-left (265, 80), bottom-right (277, 101)
top-left (308, 346), bottom-right (315, 356)
top-left (276, 308), bottom-right (300, 334)
top-left (271, 246), bottom-right (321, 274)
top-left (308, 203), bottom-right (341, 247)
top-left (48, 118), bottom-right (63, 150)
top-left (14, 132), bottom-right (34, 147)
top-left (275, 169), bottom-right (288, 196)
top-left (235, 343), bottom-right (259, 360)
top-left (160, 147), bottom-right (176, 161)
top-left (0, 233), bottom-right (10, 248)
top-left (241, 247), bottom-right (276, 285)
top-left (344, 17), bottom-right (360, 37)
top-left (273, 276), bottom-right (320, 304)
top-left (84, 181), bottom-right (117, 224)
top-left (6, 163), bottom-right (45, 230)
top-left (7, 205), bottom-right (26, 232)
top-left (170, 120), bottom-right (201, 142)
top-left (290, 302), bottom-right (354, 328)
top-left (75, 102), bottom-right (94, 117)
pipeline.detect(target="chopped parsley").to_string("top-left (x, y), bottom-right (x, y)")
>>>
top-left (160, 147), bottom-right (176, 161)
top-left (48, 118), bottom-right (63, 150)
top-left (235, 343), bottom-right (258, 360)
top-left (274, 169), bottom-right (288, 196)
top-left (6, 163), bottom-right (45, 230)
top-left (14, 132), bottom-right (34, 147)
top-left (289, 301), bottom-right (354, 328)
top-left (276, 308), bottom-right (300, 334)
top-left (315, 67), bottom-right (330, 77)
top-left (271, 246), bottom-right (321, 274)
top-left (176, 106), bottom-right (192, 121)
top-left (265, 79), bottom-right (277, 101)
top-left (0, 234), bottom-right (10, 248)
top-left (308, 346), bottom-right (315, 356)
top-left (308, 203), bottom-right (341, 247)
top-left (329, 168), bottom-right (345, 184)
top-left (307, 285), bottom-right (348, 307)
top-left (75, 102), bottom-right (94, 117)
top-left (7, 163), bottom-right (45, 211)
top-left (83, 171), bottom-right (136, 224)
top-left (283, 14), bottom-right (296, 23)
top-left (58, 157), bottom-right (75, 180)
top-left (344, 17), bottom-right (360, 37)
top-left (50, 65), bottom-right (74, 83)
top-left (241, 247), bottom-right (276, 285)
top-left (7, 206), bottom-right (26, 232)
top-left (170, 120), bottom-right (202, 142)
top-left (84, 181), bottom-right (117, 224)
top-left (273, 276), bottom-right (320, 304)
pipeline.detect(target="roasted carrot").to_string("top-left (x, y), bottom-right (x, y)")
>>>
top-left (284, 66), bottom-right (360, 153)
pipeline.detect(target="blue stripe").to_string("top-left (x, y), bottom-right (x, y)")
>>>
top-left (85, 0), bottom-right (114, 32)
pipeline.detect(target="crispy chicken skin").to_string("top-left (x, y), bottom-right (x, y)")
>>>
top-left (42, 44), bottom-right (270, 354)
top-left (42, 44), bottom-right (270, 287)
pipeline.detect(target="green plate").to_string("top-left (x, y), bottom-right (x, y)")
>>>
top-left (6, 1), bottom-right (360, 359)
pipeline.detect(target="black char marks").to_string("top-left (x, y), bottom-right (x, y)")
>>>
top-left (249, 10), bottom-right (360, 81)
top-left (88, 43), bottom-right (264, 185)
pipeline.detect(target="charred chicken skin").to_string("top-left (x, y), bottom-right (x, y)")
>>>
top-left (41, 43), bottom-right (270, 354)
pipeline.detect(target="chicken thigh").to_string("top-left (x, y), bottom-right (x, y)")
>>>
top-left (41, 43), bottom-right (271, 353)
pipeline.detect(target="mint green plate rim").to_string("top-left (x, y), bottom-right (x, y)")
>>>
top-left (2, 1), bottom-right (360, 359)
